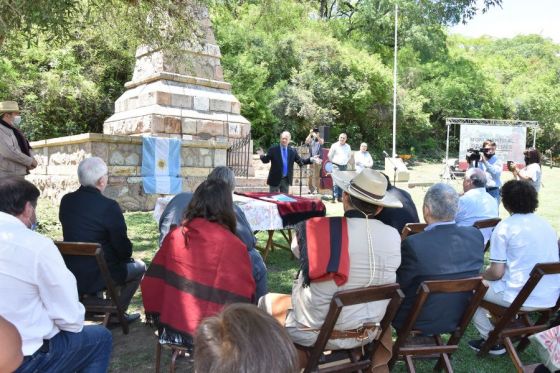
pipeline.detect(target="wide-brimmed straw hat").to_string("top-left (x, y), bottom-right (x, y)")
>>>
top-left (0, 101), bottom-right (20, 113)
top-left (331, 168), bottom-right (403, 208)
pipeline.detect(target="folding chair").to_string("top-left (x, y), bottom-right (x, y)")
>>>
top-left (401, 223), bottom-right (428, 241)
top-left (472, 218), bottom-right (501, 252)
top-left (389, 276), bottom-right (488, 373)
top-left (154, 333), bottom-right (191, 373)
top-left (477, 262), bottom-right (560, 373)
top-left (295, 283), bottom-right (404, 373)
top-left (54, 241), bottom-right (129, 334)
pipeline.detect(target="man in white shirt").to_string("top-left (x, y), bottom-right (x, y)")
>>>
top-left (328, 133), bottom-right (351, 202)
top-left (354, 142), bottom-right (373, 173)
top-left (468, 180), bottom-right (560, 355)
top-left (455, 168), bottom-right (499, 245)
top-left (0, 177), bottom-right (112, 373)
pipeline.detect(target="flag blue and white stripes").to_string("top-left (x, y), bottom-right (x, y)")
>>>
top-left (141, 136), bottom-right (182, 194)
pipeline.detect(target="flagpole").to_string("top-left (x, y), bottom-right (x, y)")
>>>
top-left (392, 4), bottom-right (398, 158)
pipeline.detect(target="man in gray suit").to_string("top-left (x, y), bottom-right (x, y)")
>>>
top-left (393, 183), bottom-right (484, 334)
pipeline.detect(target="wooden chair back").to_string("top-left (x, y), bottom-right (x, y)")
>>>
top-left (478, 262), bottom-right (560, 372)
top-left (390, 276), bottom-right (488, 372)
top-left (299, 283), bottom-right (404, 373)
top-left (401, 223), bottom-right (427, 241)
top-left (54, 241), bottom-right (129, 334)
top-left (472, 218), bottom-right (501, 230)
top-left (472, 218), bottom-right (501, 252)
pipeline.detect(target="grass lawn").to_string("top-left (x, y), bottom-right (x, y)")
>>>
top-left (35, 162), bottom-right (559, 372)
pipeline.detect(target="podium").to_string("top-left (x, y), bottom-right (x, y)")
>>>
top-left (384, 157), bottom-right (410, 183)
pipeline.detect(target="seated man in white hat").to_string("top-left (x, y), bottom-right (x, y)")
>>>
top-left (0, 101), bottom-right (37, 177)
top-left (259, 169), bottom-right (403, 371)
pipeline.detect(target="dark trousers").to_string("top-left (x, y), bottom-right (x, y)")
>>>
top-left (119, 259), bottom-right (146, 310)
top-left (332, 164), bottom-right (347, 198)
top-left (270, 177), bottom-right (290, 194)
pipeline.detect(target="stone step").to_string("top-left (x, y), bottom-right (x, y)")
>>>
top-left (234, 176), bottom-right (312, 194)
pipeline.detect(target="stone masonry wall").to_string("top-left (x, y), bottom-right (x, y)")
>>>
top-left (27, 133), bottom-right (228, 211)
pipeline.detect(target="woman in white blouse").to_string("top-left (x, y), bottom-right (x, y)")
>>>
top-left (508, 147), bottom-right (542, 192)
top-left (354, 142), bottom-right (373, 173)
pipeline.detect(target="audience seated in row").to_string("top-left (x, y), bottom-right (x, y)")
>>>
top-left (0, 177), bottom-right (112, 372)
top-left (260, 169), bottom-right (403, 371)
top-left (141, 179), bottom-right (256, 350)
top-left (158, 166), bottom-right (268, 300)
top-left (469, 179), bottom-right (560, 354)
top-left (393, 183), bottom-right (484, 334)
top-left (59, 157), bottom-right (146, 322)
top-left (194, 303), bottom-right (298, 373)
top-left (455, 167), bottom-right (499, 244)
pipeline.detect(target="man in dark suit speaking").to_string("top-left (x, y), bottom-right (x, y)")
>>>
top-left (258, 131), bottom-right (316, 193)
top-left (393, 183), bottom-right (484, 335)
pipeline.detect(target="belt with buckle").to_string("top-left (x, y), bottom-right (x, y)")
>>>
top-left (305, 322), bottom-right (381, 341)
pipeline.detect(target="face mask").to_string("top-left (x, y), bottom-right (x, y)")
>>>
top-left (483, 151), bottom-right (494, 160)
top-left (13, 115), bottom-right (22, 126)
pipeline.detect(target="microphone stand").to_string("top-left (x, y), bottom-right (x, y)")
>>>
top-left (385, 153), bottom-right (398, 186)
top-left (299, 160), bottom-right (303, 197)
top-left (292, 141), bottom-right (303, 196)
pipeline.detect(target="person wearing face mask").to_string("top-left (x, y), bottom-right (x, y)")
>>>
top-left (0, 101), bottom-right (37, 177)
top-left (0, 177), bottom-right (113, 373)
top-left (477, 139), bottom-right (503, 206)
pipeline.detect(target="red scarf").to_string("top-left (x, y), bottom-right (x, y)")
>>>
top-left (141, 218), bottom-right (255, 346)
top-left (299, 217), bottom-right (350, 286)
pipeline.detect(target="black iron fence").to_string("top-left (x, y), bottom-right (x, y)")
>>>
top-left (227, 131), bottom-right (251, 177)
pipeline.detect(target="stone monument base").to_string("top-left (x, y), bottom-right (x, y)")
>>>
top-left (28, 133), bottom-right (228, 211)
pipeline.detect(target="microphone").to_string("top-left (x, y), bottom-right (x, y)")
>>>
top-left (383, 150), bottom-right (390, 158)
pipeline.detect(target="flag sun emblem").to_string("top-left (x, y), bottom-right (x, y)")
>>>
top-left (157, 159), bottom-right (167, 170)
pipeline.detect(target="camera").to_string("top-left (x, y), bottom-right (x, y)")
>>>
top-left (466, 147), bottom-right (484, 166)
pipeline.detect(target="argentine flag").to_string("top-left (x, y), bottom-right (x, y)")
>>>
top-left (141, 136), bottom-right (182, 194)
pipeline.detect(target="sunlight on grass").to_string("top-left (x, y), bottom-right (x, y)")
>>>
top-left (32, 162), bottom-right (559, 372)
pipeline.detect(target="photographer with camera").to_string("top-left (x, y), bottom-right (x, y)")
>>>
top-left (469, 140), bottom-right (502, 205)
top-left (305, 128), bottom-right (324, 194)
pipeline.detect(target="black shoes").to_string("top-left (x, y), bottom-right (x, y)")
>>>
top-left (468, 338), bottom-right (506, 356)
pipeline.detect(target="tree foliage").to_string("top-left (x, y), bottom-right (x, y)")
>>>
top-left (1, 0), bottom-right (560, 160)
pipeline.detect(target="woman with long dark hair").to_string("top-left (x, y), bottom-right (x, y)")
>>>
top-left (141, 179), bottom-right (255, 350)
top-left (508, 147), bottom-right (542, 192)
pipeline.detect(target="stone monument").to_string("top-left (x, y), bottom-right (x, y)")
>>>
top-left (28, 8), bottom-right (252, 210)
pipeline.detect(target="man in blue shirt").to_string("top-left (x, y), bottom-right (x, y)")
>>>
top-left (455, 168), bottom-right (499, 245)
top-left (477, 139), bottom-right (502, 205)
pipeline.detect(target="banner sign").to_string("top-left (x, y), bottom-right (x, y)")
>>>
top-left (459, 125), bottom-right (527, 166)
